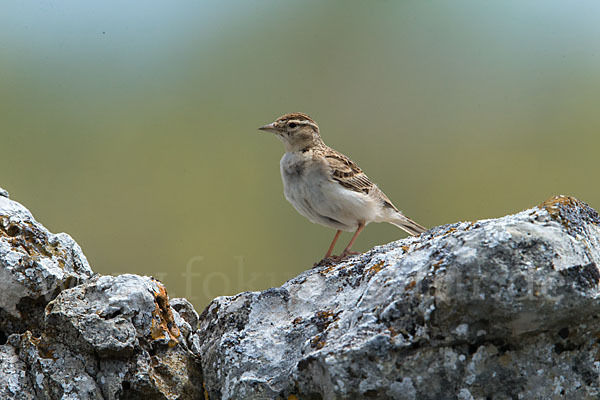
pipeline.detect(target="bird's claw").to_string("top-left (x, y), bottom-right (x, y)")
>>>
top-left (313, 250), bottom-right (361, 268)
top-left (313, 257), bottom-right (335, 268)
top-left (331, 250), bottom-right (360, 262)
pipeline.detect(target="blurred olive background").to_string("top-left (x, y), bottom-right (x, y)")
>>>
top-left (1, 0), bottom-right (598, 311)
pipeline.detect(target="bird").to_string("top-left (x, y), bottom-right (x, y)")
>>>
top-left (258, 112), bottom-right (427, 261)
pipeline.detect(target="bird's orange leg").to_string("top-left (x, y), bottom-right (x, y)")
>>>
top-left (335, 222), bottom-right (365, 260)
top-left (324, 230), bottom-right (342, 259)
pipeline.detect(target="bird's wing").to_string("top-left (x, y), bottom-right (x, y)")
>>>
top-left (321, 147), bottom-right (398, 210)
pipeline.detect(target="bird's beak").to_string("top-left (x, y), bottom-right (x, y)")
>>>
top-left (258, 122), bottom-right (278, 133)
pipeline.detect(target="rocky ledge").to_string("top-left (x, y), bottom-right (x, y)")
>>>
top-left (1, 187), bottom-right (599, 400)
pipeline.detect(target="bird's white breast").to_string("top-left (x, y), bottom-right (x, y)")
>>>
top-left (280, 151), bottom-right (380, 231)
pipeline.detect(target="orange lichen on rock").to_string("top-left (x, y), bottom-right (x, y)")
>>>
top-left (310, 334), bottom-right (326, 349)
top-left (315, 310), bottom-right (336, 320)
top-left (150, 281), bottom-right (180, 347)
top-left (538, 195), bottom-right (600, 234)
top-left (367, 260), bottom-right (386, 275)
top-left (203, 382), bottom-right (210, 400)
top-left (540, 195), bottom-right (581, 219)
top-left (317, 264), bottom-right (337, 275)
top-left (0, 216), bottom-right (67, 265)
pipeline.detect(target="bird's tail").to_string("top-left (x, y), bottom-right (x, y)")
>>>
top-left (389, 213), bottom-right (427, 236)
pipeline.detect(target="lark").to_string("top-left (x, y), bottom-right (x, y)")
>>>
top-left (259, 112), bottom-right (427, 261)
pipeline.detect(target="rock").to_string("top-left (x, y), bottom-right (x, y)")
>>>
top-left (170, 297), bottom-right (200, 344)
top-left (0, 187), bottom-right (9, 198)
top-left (4, 275), bottom-right (203, 400)
top-left (197, 196), bottom-right (600, 399)
top-left (0, 194), bottom-right (93, 336)
top-left (0, 340), bottom-right (36, 399)
top-left (0, 195), bottom-right (204, 399)
top-left (38, 274), bottom-right (202, 399)
top-left (2, 190), bottom-right (600, 399)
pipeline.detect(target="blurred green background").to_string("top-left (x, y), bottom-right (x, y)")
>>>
top-left (1, 0), bottom-right (598, 311)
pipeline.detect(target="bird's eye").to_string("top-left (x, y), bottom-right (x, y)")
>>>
top-left (288, 122), bottom-right (297, 128)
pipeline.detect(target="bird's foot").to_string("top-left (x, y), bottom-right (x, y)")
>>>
top-left (313, 257), bottom-right (336, 268)
top-left (313, 251), bottom-right (361, 267)
top-left (332, 250), bottom-right (361, 262)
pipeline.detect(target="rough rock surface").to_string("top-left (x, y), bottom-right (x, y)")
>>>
top-left (198, 196), bottom-right (600, 399)
top-left (0, 189), bottom-right (203, 400)
top-left (0, 189), bottom-right (93, 336)
top-left (2, 186), bottom-right (600, 400)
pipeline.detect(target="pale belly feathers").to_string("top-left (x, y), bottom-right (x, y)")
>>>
top-left (280, 152), bottom-right (381, 232)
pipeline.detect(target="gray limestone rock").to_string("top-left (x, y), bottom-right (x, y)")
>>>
top-left (2, 189), bottom-right (600, 400)
top-left (5, 274), bottom-right (203, 400)
top-left (0, 194), bottom-right (203, 400)
top-left (38, 274), bottom-right (203, 399)
top-left (0, 340), bottom-right (36, 399)
top-left (0, 194), bottom-right (93, 336)
top-left (197, 196), bottom-right (600, 399)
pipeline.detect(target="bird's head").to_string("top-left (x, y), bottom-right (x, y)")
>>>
top-left (259, 113), bottom-right (322, 152)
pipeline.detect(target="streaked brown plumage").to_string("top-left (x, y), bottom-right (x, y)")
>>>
top-left (259, 112), bottom-right (426, 261)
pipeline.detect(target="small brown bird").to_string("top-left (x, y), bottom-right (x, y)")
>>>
top-left (259, 113), bottom-right (426, 261)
